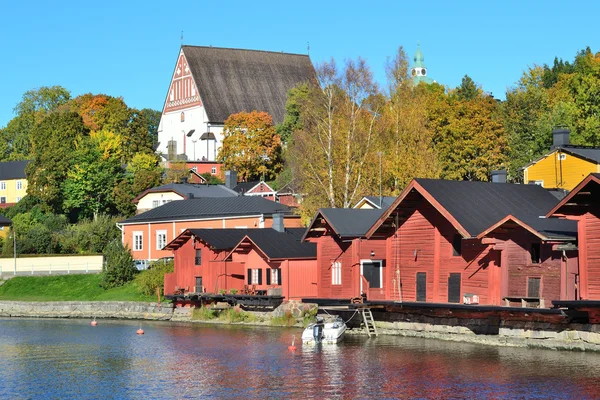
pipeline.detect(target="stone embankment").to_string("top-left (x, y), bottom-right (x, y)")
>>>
top-left (0, 301), bottom-right (173, 320)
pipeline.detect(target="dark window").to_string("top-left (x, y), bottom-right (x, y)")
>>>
top-left (448, 273), bottom-right (461, 303)
top-left (362, 261), bottom-right (382, 289)
top-left (528, 277), bottom-right (541, 298)
top-left (257, 269), bottom-right (263, 285)
top-left (195, 249), bottom-right (202, 265)
top-left (530, 243), bottom-right (541, 264)
top-left (452, 235), bottom-right (462, 256)
top-left (247, 268), bottom-right (252, 285)
top-left (195, 277), bottom-right (203, 293)
top-left (416, 272), bottom-right (427, 302)
top-left (0, 197), bottom-right (5, 204)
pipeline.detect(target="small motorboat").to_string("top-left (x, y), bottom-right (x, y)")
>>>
top-left (302, 316), bottom-right (347, 344)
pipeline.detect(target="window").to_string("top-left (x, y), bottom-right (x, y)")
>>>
top-left (0, 197), bottom-right (5, 204)
top-left (452, 234), bottom-right (462, 256)
top-left (530, 243), bottom-right (541, 264)
top-left (162, 199), bottom-right (171, 205)
top-left (527, 277), bottom-right (541, 298)
top-left (557, 153), bottom-right (567, 161)
top-left (180, 112), bottom-right (185, 122)
top-left (211, 166), bottom-right (217, 174)
top-left (361, 260), bottom-right (382, 289)
top-left (16, 180), bottom-right (22, 190)
top-left (331, 261), bottom-right (342, 285)
top-left (195, 249), bottom-right (202, 265)
top-left (191, 166), bottom-right (198, 173)
top-left (0, 182), bottom-right (5, 190)
top-left (133, 232), bottom-right (143, 251)
top-left (156, 230), bottom-right (167, 250)
top-left (16, 197), bottom-right (21, 202)
top-left (416, 272), bottom-right (427, 301)
top-left (247, 268), bottom-right (262, 285)
top-left (532, 180), bottom-right (544, 186)
top-left (267, 268), bottom-right (282, 285)
top-left (448, 273), bottom-right (461, 303)
top-left (152, 200), bottom-right (160, 209)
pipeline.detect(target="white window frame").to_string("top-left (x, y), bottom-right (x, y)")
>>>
top-left (331, 261), bottom-right (342, 285)
top-left (0, 182), bottom-right (5, 190)
top-left (156, 230), bottom-right (167, 250)
top-left (557, 153), bottom-right (567, 161)
top-left (211, 166), bottom-right (217, 174)
top-left (270, 268), bottom-right (279, 285)
top-left (133, 231), bottom-right (143, 251)
top-left (532, 180), bottom-right (544, 187)
top-left (16, 197), bottom-right (21, 202)
top-left (16, 180), bottom-right (22, 190)
top-left (360, 259), bottom-right (383, 290)
top-left (152, 200), bottom-right (160, 208)
top-left (251, 269), bottom-right (260, 284)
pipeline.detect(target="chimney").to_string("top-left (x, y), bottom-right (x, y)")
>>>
top-left (552, 127), bottom-right (570, 149)
top-left (272, 213), bottom-right (285, 233)
top-left (188, 193), bottom-right (194, 199)
top-left (181, 176), bottom-right (188, 184)
top-left (225, 170), bottom-right (237, 190)
top-left (491, 170), bottom-right (507, 183)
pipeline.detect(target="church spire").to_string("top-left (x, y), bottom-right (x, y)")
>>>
top-left (411, 42), bottom-right (433, 85)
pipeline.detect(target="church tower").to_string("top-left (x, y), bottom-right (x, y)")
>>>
top-left (411, 43), bottom-right (434, 85)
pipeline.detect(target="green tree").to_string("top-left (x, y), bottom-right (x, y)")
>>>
top-left (456, 75), bottom-right (480, 101)
top-left (276, 84), bottom-right (310, 144)
top-left (134, 259), bottom-right (174, 296)
top-left (101, 240), bottom-right (137, 289)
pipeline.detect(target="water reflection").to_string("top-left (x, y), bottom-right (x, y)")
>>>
top-left (0, 318), bottom-right (599, 399)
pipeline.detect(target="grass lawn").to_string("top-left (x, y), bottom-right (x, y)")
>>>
top-left (0, 274), bottom-right (158, 302)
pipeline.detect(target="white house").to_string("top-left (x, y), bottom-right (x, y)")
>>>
top-left (157, 46), bottom-right (317, 162)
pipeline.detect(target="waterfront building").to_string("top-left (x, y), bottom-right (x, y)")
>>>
top-left (365, 177), bottom-right (578, 306)
top-left (547, 173), bottom-right (600, 300)
top-left (523, 128), bottom-right (600, 191)
top-left (157, 46), bottom-right (316, 162)
top-left (0, 160), bottom-right (30, 208)
top-left (119, 196), bottom-right (301, 262)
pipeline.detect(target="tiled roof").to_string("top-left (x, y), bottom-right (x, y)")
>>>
top-left (120, 196), bottom-right (295, 224)
top-left (182, 46), bottom-right (317, 124)
top-left (0, 161), bottom-right (30, 180)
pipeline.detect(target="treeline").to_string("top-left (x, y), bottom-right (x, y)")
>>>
top-left (270, 46), bottom-right (600, 219)
top-left (0, 87), bottom-right (165, 254)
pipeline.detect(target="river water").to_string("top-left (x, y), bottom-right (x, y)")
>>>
top-left (0, 318), bottom-right (599, 399)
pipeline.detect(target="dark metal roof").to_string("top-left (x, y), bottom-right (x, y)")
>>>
top-left (560, 146), bottom-right (600, 164)
top-left (243, 228), bottom-right (315, 259)
top-left (0, 160), bottom-right (30, 180)
top-left (184, 229), bottom-right (254, 250)
top-left (233, 181), bottom-right (261, 194)
top-left (182, 46), bottom-right (317, 124)
top-left (319, 208), bottom-right (385, 238)
top-left (120, 196), bottom-right (296, 224)
top-left (0, 214), bottom-right (12, 226)
top-left (415, 179), bottom-right (577, 240)
top-left (135, 183), bottom-right (238, 202)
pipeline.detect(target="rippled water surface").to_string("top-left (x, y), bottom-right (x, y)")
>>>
top-left (1, 318), bottom-right (599, 399)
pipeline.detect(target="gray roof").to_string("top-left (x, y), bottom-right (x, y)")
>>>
top-left (121, 196), bottom-right (295, 224)
top-left (414, 179), bottom-right (577, 240)
top-left (0, 161), bottom-right (30, 180)
top-left (560, 146), bottom-right (600, 164)
top-left (182, 46), bottom-right (317, 124)
top-left (134, 183), bottom-right (237, 203)
top-left (241, 228), bottom-right (315, 259)
top-left (317, 208), bottom-right (386, 238)
top-left (0, 214), bottom-right (11, 226)
top-left (362, 196), bottom-right (397, 210)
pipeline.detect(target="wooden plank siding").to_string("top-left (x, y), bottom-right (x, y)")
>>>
top-left (585, 212), bottom-right (600, 299)
top-left (524, 150), bottom-right (599, 190)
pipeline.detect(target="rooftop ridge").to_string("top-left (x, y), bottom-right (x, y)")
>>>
top-left (181, 45), bottom-right (310, 58)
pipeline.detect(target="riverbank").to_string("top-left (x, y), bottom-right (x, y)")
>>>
top-left (3, 300), bottom-right (600, 352)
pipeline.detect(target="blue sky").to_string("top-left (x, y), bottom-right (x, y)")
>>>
top-left (1, 1), bottom-right (599, 128)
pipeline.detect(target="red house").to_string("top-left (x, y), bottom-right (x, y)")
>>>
top-left (226, 229), bottom-right (317, 300)
top-left (364, 178), bottom-right (578, 306)
top-left (303, 208), bottom-right (388, 301)
top-left (547, 173), bottom-right (600, 300)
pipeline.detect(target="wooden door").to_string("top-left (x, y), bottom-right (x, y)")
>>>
top-left (487, 250), bottom-right (501, 305)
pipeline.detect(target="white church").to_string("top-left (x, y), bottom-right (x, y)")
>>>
top-left (157, 45), bottom-right (317, 162)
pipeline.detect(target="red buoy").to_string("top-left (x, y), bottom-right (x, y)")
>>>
top-left (136, 328), bottom-right (144, 335)
top-left (91, 320), bottom-right (98, 326)
top-left (287, 335), bottom-right (297, 351)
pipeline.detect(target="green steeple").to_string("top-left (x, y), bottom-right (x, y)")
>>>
top-left (412, 42), bottom-right (434, 85)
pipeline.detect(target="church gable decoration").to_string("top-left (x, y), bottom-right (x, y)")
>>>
top-left (164, 52), bottom-right (202, 114)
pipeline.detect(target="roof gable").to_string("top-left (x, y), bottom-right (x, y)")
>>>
top-left (304, 208), bottom-right (385, 240)
top-left (133, 183), bottom-right (238, 203)
top-left (524, 146), bottom-right (600, 169)
top-left (367, 178), bottom-right (570, 239)
top-left (228, 228), bottom-right (315, 260)
top-left (0, 161), bottom-right (30, 181)
top-left (547, 173), bottom-right (600, 217)
top-left (181, 46), bottom-right (317, 124)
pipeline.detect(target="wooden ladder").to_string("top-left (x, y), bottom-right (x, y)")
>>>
top-left (361, 308), bottom-right (378, 337)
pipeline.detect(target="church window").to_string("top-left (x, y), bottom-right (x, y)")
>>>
top-left (170, 89), bottom-right (174, 102)
top-left (181, 112), bottom-right (185, 122)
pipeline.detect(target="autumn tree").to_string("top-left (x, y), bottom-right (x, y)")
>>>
top-left (218, 111), bottom-right (282, 181)
top-left (290, 58), bottom-right (381, 218)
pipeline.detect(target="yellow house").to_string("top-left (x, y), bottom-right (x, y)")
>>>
top-left (0, 160), bottom-right (30, 208)
top-left (523, 129), bottom-right (600, 191)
